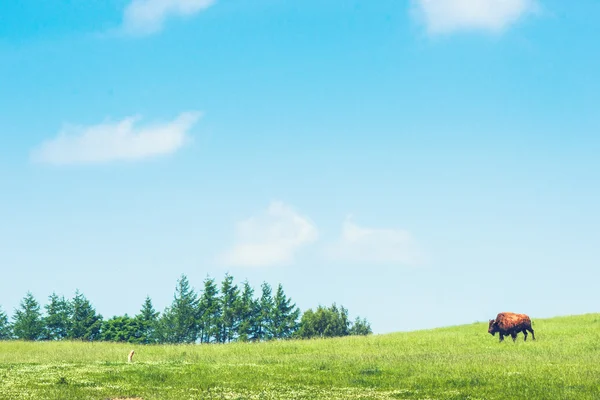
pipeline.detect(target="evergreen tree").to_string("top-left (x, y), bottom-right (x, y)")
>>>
top-left (297, 303), bottom-right (351, 339)
top-left (0, 307), bottom-right (12, 340)
top-left (198, 276), bottom-right (220, 343)
top-left (68, 290), bottom-right (103, 341)
top-left (43, 293), bottom-right (71, 340)
top-left (304, 306), bottom-right (333, 338)
top-left (296, 308), bottom-right (316, 339)
top-left (168, 274), bottom-right (199, 343)
top-left (100, 315), bottom-right (142, 343)
top-left (331, 303), bottom-right (350, 337)
top-left (218, 273), bottom-right (240, 343)
top-left (135, 296), bottom-right (159, 344)
top-left (155, 306), bottom-right (177, 344)
top-left (12, 292), bottom-right (44, 341)
top-left (235, 280), bottom-right (256, 342)
top-left (349, 316), bottom-right (372, 336)
top-left (252, 282), bottom-right (274, 341)
top-left (1, 274), bottom-right (372, 344)
top-left (270, 284), bottom-right (300, 339)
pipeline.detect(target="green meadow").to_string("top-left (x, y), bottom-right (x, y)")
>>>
top-left (1, 313), bottom-right (598, 400)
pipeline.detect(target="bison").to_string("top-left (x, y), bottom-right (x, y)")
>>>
top-left (488, 312), bottom-right (535, 342)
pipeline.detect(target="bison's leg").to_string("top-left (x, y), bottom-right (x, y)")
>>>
top-left (529, 327), bottom-right (535, 340)
top-left (511, 332), bottom-right (517, 342)
top-left (499, 333), bottom-right (504, 342)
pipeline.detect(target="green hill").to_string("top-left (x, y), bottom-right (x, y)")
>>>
top-left (1, 313), bottom-right (598, 399)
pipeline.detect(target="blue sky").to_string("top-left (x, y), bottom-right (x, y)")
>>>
top-left (1, 0), bottom-right (599, 334)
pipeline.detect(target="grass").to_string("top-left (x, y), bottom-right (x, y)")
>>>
top-left (1, 313), bottom-right (599, 399)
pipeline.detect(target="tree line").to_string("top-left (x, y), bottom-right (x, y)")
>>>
top-left (0, 273), bottom-right (371, 343)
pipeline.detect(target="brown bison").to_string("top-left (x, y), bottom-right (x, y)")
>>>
top-left (488, 312), bottom-right (535, 342)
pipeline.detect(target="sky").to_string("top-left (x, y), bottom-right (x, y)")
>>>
top-left (1, 0), bottom-right (599, 334)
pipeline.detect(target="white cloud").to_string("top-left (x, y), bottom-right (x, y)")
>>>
top-left (327, 217), bottom-right (425, 267)
top-left (220, 201), bottom-right (319, 268)
top-left (123, 0), bottom-right (216, 35)
top-left (31, 111), bottom-right (201, 165)
top-left (412, 0), bottom-right (538, 35)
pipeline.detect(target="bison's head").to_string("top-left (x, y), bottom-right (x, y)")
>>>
top-left (488, 319), bottom-right (497, 336)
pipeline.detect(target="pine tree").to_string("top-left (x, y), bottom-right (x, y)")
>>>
top-left (332, 304), bottom-right (350, 336)
top-left (270, 284), bottom-right (300, 339)
top-left (236, 280), bottom-right (256, 342)
top-left (218, 273), bottom-right (240, 343)
top-left (12, 292), bottom-right (44, 341)
top-left (296, 308), bottom-right (316, 339)
top-left (100, 314), bottom-right (142, 343)
top-left (349, 316), bottom-right (372, 336)
top-left (0, 306), bottom-right (12, 340)
top-left (135, 296), bottom-right (159, 344)
top-left (68, 290), bottom-right (103, 341)
top-left (168, 274), bottom-right (199, 343)
top-left (155, 306), bottom-right (177, 344)
top-left (43, 293), bottom-right (71, 340)
top-left (198, 276), bottom-right (220, 343)
top-left (298, 305), bottom-right (333, 338)
top-left (297, 303), bottom-right (351, 339)
top-left (252, 282), bottom-right (274, 341)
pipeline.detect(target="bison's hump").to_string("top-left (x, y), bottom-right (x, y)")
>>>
top-left (494, 312), bottom-right (531, 331)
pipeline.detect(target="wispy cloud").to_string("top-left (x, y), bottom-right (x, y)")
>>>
top-left (220, 201), bottom-right (319, 268)
top-left (31, 111), bottom-right (201, 165)
top-left (122, 0), bottom-right (216, 36)
top-left (327, 217), bottom-right (425, 267)
top-left (412, 0), bottom-right (538, 35)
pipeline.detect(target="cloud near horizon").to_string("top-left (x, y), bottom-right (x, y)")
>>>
top-left (413, 0), bottom-right (538, 35)
top-left (31, 111), bottom-right (201, 165)
top-left (122, 0), bottom-right (216, 36)
top-left (220, 201), bottom-right (319, 268)
top-left (327, 217), bottom-right (425, 267)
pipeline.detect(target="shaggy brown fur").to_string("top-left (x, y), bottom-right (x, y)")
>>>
top-left (488, 312), bottom-right (535, 342)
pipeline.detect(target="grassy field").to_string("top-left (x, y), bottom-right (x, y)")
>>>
top-left (0, 313), bottom-right (599, 399)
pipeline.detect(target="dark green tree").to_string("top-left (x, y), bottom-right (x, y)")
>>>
top-left (135, 296), bottom-right (159, 344)
top-left (218, 273), bottom-right (240, 343)
top-left (270, 284), bottom-right (300, 339)
top-left (43, 293), bottom-right (71, 341)
top-left (155, 306), bottom-right (177, 344)
top-left (331, 303), bottom-right (350, 336)
top-left (296, 308), bottom-right (317, 339)
top-left (349, 316), bottom-right (372, 336)
top-left (0, 307), bottom-right (12, 340)
top-left (235, 280), bottom-right (257, 342)
top-left (198, 276), bottom-right (220, 343)
top-left (252, 282), bottom-right (274, 341)
top-left (68, 290), bottom-right (103, 341)
top-left (100, 315), bottom-right (142, 343)
top-left (297, 303), bottom-right (351, 339)
top-left (12, 292), bottom-right (44, 341)
top-left (167, 274), bottom-right (199, 343)
top-left (2, 274), bottom-right (372, 344)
